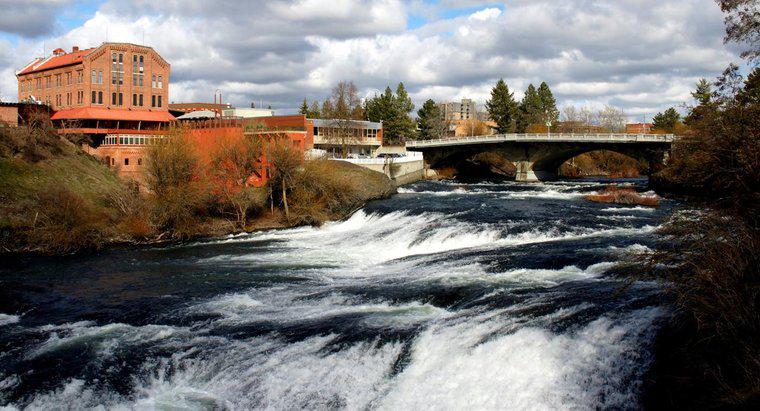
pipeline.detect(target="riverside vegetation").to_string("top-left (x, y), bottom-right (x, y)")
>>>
top-left (0, 117), bottom-right (393, 255)
top-left (640, 62), bottom-right (760, 409)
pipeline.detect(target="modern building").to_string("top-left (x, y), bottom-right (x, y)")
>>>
top-left (221, 107), bottom-right (275, 118)
top-left (16, 42), bottom-right (173, 137)
top-left (169, 102), bottom-right (231, 116)
top-left (626, 123), bottom-right (653, 134)
top-left (311, 118), bottom-right (383, 157)
top-left (439, 98), bottom-right (477, 121)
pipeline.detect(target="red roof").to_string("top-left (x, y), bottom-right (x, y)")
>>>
top-left (51, 107), bottom-right (176, 122)
top-left (17, 48), bottom-right (95, 76)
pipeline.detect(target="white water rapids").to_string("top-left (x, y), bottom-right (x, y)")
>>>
top-left (0, 179), bottom-right (667, 410)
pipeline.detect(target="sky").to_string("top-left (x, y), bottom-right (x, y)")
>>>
top-left (0, 0), bottom-right (744, 121)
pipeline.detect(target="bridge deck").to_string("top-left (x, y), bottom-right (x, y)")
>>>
top-left (406, 133), bottom-right (674, 148)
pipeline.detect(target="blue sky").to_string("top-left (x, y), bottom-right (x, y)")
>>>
top-left (0, 0), bottom-right (743, 119)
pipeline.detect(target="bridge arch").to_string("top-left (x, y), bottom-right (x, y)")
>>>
top-left (411, 134), bottom-right (673, 182)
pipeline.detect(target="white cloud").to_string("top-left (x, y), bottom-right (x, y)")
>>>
top-left (0, 0), bottom-right (741, 118)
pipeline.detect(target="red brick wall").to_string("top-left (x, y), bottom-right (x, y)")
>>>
top-left (0, 106), bottom-right (18, 126)
top-left (17, 43), bottom-right (170, 114)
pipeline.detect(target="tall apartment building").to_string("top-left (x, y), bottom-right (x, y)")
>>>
top-left (16, 42), bottom-right (173, 135)
top-left (439, 98), bottom-right (477, 121)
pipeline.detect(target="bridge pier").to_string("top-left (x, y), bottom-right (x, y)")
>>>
top-left (513, 161), bottom-right (556, 182)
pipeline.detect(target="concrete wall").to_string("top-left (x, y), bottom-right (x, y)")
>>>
top-left (332, 154), bottom-right (425, 186)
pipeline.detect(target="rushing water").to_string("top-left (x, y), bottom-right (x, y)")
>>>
top-left (0, 178), bottom-right (673, 410)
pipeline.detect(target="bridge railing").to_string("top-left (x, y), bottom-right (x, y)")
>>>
top-left (406, 133), bottom-right (675, 147)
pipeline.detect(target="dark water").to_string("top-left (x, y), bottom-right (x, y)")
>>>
top-left (0, 178), bottom-right (673, 409)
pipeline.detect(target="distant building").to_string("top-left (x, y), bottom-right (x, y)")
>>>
top-left (176, 110), bottom-right (217, 121)
top-left (222, 107), bottom-right (275, 118)
top-left (169, 102), bottom-right (231, 115)
top-left (311, 118), bottom-right (383, 157)
top-left (439, 98), bottom-right (477, 121)
top-left (626, 123), bottom-right (653, 134)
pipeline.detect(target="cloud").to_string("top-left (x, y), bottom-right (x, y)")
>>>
top-left (0, 0), bottom-right (72, 38)
top-left (0, 0), bottom-right (742, 118)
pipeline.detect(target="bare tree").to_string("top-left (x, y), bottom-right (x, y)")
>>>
top-left (209, 135), bottom-right (265, 228)
top-left (324, 81), bottom-right (365, 158)
top-left (597, 105), bottom-right (627, 132)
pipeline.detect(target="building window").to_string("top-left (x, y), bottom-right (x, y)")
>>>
top-left (98, 71), bottom-right (103, 84)
top-left (157, 75), bottom-right (163, 89)
top-left (118, 93), bottom-right (123, 106)
top-left (91, 70), bottom-right (96, 84)
top-left (112, 92), bottom-right (117, 105)
top-left (111, 53), bottom-right (124, 85)
top-left (66, 72), bottom-right (71, 85)
top-left (133, 93), bottom-right (137, 106)
top-left (111, 158), bottom-right (115, 165)
top-left (55, 74), bottom-right (61, 87)
top-left (77, 70), bottom-right (83, 83)
top-left (152, 74), bottom-right (156, 88)
top-left (157, 95), bottom-right (162, 107)
top-left (124, 158), bottom-right (129, 165)
top-left (98, 91), bottom-right (103, 104)
top-left (137, 158), bottom-right (142, 166)
top-left (139, 94), bottom-right (143, 107)
top-left (45, 76), bottom-right (51, 88)
top-left (151, 95), bottom-right (156, 107)
top-left (92, 91), bottom-right (97, 104)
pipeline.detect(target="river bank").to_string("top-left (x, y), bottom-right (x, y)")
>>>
top-left (0, 127), bottom-right (395, 257)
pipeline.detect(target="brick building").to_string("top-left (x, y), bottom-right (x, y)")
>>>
top-left (625, 123), bottom-right (653, 134)
top-left (16, 42), bottom-right (173, 136)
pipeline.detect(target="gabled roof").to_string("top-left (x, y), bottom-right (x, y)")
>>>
top-left (17, 48), bottom-right (95, 76)
top-left (50, 107), bottom-right (176, 122)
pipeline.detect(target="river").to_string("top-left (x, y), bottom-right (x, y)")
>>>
top-left (0, 178), bottom-right (672, 410)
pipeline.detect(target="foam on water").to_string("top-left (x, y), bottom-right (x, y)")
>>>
top-left (378, 307), bottom-right (663, 410)
top-left (1, 178), bottom-right (667, 409)
top-left (0, 315), bottom-right (19, 327)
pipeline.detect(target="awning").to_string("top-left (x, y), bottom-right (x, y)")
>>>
top-left (51, 107), bottom-right (176, 122)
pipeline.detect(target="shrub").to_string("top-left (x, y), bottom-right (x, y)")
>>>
top-left (145, 128), bottom-right (211, 238)
top-left (586, 185), bottom-right (660, 206)
top-left (27, 185), bottom-right (111, 254)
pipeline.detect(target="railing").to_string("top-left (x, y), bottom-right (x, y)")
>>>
top-left (331, 151), bottom-right (423, 165)
top-left (101, 134), bottom-right (165, 146)
top-left (313, 136), bottom-right (382, 146)
top-left (406, 133), bottom-right (675, 147)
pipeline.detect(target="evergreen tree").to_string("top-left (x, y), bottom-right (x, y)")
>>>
top-left (485, 79), bottom-right (519, 133)
top-left (395, 82), bottom-right (415, 114)
top-left (321, 99), bottom-right (334, 118)
top-left (692, 78), bottom-right (713, 105)
top-left (537, 82), bottom-right (560, 126)
top-left (737, 67), bottom-right (760, 106)
top-left (416, 99), bottom-right (447, 140)
top-left (299, 99), bottom-right (309, 115)
top-left (517, 84), bottom-right (541, 132)
top-left (308, 101), bottom-right (321, 118)
top-left (686, 79), bottom-right (714, 125)
top-left (652, 107), bottom-right (681, 132)
top-left (365, 85), bottom-right (416, 142)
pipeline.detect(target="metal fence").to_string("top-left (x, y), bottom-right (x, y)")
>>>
top-left (406, 133), bottom-right (675, 148)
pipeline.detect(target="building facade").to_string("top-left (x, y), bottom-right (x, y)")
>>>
top-left (439, 98), bottom-right (477, 121)
top-left (16, 42), bottom-right (173, 135)
top-left (311, 118), bottom-right (383, 157)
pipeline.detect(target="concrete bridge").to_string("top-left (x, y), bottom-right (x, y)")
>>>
top-left (406, 133), bottom-right (675, 181)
